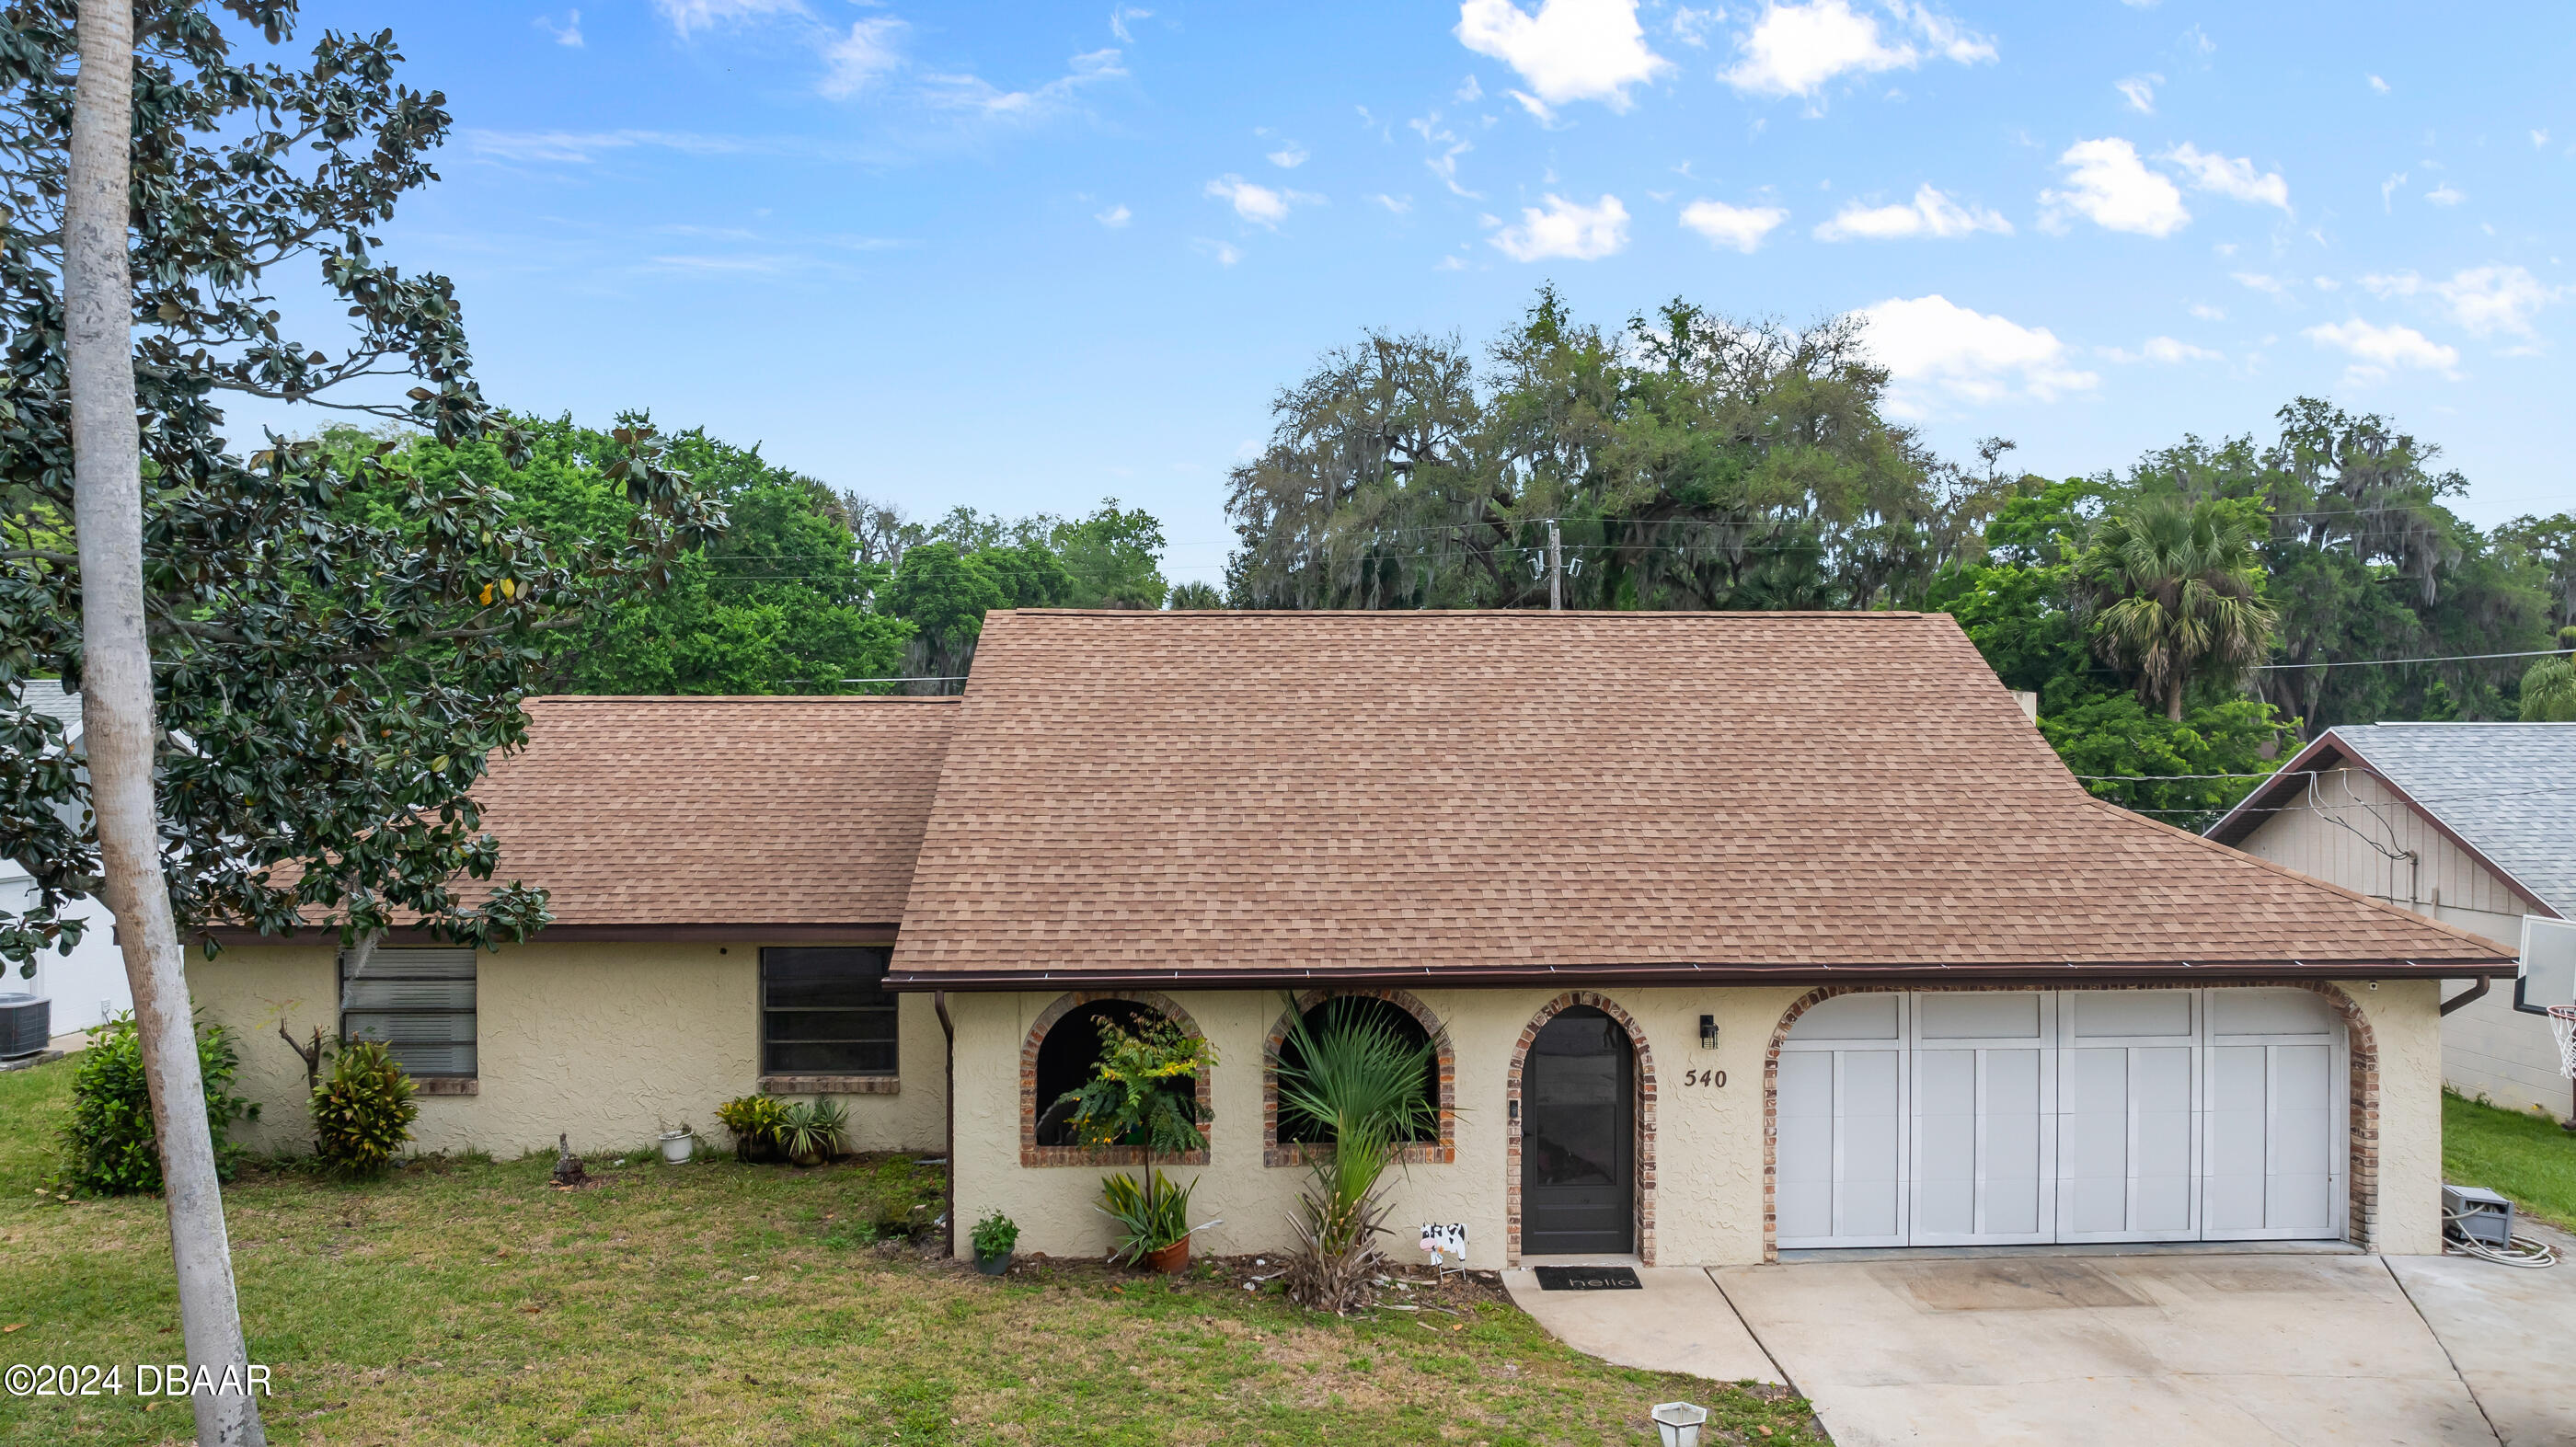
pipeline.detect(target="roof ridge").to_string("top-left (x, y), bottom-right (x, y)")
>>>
top-left (520, 694), bottom-right (961, 705)
top-left (996, 608), bottom-right (1928, 619)
top-left (2078, 796), bottom-right (2516, 954)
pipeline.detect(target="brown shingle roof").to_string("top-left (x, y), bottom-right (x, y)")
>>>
top-left (467, 695), bottom-right (956, 930)
top-left (885, 610), bottom-right (2509, 986)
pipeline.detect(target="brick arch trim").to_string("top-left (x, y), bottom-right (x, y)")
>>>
top-left (1262, 986), bottom-right (1456, 1167)
top-left (1759, 981), bottom-right (2379, 1261)
top-left (1505, 992), bottom-right (1658, 1266)
top-left (1019, 990), bottom-right (1213, 1168)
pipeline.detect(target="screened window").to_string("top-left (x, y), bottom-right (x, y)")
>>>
top-left (341, 947), bottom-right (477, 1078)
top-left (762, 947), bottom-right (898, 1076)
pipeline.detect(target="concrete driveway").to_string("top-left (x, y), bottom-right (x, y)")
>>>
top-left (1510, 1235), bottom-right (2576, 1445)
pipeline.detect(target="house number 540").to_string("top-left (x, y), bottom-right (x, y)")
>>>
top-left (1683, 1068), bottom-right (1727, 1088)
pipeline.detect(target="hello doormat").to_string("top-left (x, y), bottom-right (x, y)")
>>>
top-left (1532, 1265), bottom-right (1641, 1291)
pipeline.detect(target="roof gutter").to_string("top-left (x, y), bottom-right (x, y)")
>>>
top-left (884, 956), bottom-right (2515, 993)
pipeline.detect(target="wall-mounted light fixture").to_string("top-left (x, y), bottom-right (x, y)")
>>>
top-left (1698, 1014), bottom-right (1719, 1051)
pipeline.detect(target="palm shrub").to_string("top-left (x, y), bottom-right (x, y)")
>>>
top-left (1274, 993), bottom-right (1440, 1314)
top-left (2077, 496), bottom-right (2278, 721)
top-left (311, 1039), bottom-right (420, 1175)
top-left (777, 1098), bottom-right (847, 1165)
top-left (58, 1013), bottom-right (259, 1195)
top-left (1057, 1015), bottom-right (1217, 1261)
top-left (2520, 627), bottom-right (2576, 721)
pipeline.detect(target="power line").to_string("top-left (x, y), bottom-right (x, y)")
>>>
top-left (2257, 648), bottom-right (2568, 671)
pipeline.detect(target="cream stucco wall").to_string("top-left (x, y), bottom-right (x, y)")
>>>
top-left (949, 980), bottom-right (2448, 1268)
top-left (2233, 765), bottom-right (2568, 1118)
top-left (186, 942), bottom-right (946, 1158)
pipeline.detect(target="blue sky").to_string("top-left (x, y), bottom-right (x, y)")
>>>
top-left (270, 1), bottom-right (2575, 590)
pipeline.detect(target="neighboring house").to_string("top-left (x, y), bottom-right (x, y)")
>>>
top-left (189, 611), bottom-right (2512, 1268)
top-left (2206, 722), bottom-right (2576, 1120)
top-left (2, 682), bottom-right (130, 1039)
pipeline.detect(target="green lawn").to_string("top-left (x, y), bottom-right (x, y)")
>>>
top-left (0, 1059), bottom-right (1820, 1445)
top-left (2442, 1089), bottom-right (2576, 1232)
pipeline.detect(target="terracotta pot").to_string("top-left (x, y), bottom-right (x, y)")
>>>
top-left (1143, 1236), bottom-right (1190, 1275)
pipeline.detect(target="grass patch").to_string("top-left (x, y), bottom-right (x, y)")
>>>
top-left (2442, 1089), bottom-right (2576, 1231)
top-left (0, 1058), bottom-right (1821, 1444)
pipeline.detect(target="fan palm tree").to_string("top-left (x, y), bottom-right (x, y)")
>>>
top-left (2521, 628), bottom-right (2576, 721)
top-left (2080, 497), bottom-right (2279, 720)
top-left (1274, 994), bottom-right (1441, 1313)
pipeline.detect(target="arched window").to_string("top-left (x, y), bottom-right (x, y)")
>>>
top-left (1263, 989), bottom-right (1454, 1166)
top-left (1019, 992), bottom-right (1212, 1167)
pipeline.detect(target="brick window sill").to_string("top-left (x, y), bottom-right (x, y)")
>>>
top-left (418, 1077), bottom-right (478, 1097)
top-left (761, 1074), bottom-right (900, 1095)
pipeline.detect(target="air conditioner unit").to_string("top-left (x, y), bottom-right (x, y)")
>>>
top-left (0, 993), bottom-right (49, 1061)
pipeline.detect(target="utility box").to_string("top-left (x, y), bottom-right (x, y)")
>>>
top-left (2443, 1184), bottom-right (2515, 1247)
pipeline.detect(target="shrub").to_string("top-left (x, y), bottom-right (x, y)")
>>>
top-left (58, 1012), bottom-right (259, 1196)
top-left (311, 1039), bottom-right (420, 1175)
top-left (716, 1094), bottom-right (788, 1161)
top-left (777, 1098), bottom-right (847, 1165)
top-left (972, 1210), bottom-right (1018, 1260)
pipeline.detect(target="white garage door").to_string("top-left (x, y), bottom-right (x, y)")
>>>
top-left (1777, 989), bottom-right (2345, 1250)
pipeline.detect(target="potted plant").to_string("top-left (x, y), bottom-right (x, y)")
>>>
top-left (658, 1123), bottom-right (696, 1164)
top-left (971, 1210), bottom-right (1018, 1275)
top-left (715, 1095), bottom-right (787, 1163)
top-left (778, 1098), bottom-right (847, 1167)
top-left (1056, 1015), bottom-right (1217, 1271)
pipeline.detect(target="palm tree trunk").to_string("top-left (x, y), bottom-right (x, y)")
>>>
top-left (2167, 674), bottom-right (2185, 722)
top-left (66, 7), bottom-right (265, 1442)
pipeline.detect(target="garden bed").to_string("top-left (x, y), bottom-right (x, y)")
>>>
top-left (0, 1058), bottom-right (1823, 1445)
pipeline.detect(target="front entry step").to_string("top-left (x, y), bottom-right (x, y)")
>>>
top-left (1501, 1266), bottom-right (1786, 1386)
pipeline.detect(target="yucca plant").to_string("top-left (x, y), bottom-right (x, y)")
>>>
top-left (1273, 993), bottom-right (1440, 1314)
top-left (776, 1098), bottom-right (847, 1166)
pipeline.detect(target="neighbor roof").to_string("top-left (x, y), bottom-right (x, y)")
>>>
top-left (885, 610), bottom-right (2508, 989)
top-left (451, 695), bottom-right (957, 936)
top-left (2206, 722), bottom-right (2576, 918)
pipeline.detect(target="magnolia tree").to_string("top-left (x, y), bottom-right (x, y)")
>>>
top-left (4, 5), bottom-right (717, 1441)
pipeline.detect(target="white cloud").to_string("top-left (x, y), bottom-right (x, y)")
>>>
top-left (1110, 6), bottom-right (1151, 43)
top-left (2162, 143), bottom-right (2288, 210)
top-left (2114, 74), bottom-right (2158, 113)
top-left (1194, 238), bottom-right (1242, 267)
top-left (2190, 302), bottom-right (2225, 320)
top-left (1857, 294), bottom-right (2099, 408)
top-left (923, 48), bottom-right (1126, 118)
top-left (2181, 24), bottom-right (2214, 56)
top-left (819, 18), bottom-right (903, 98)
top-left (1095, 203), bottom-right (1132, 228)
top-left (1490, 192), bottom-right (1630, 261)
top-left (1455, 74), bottom-right (1485, 101)
top-left (1455, 0), bottom-right (1673, 112)
top-left (1720, 0), bottom-right (1994, 99)
top-left (1266, 140), bottom-right (1310, 168)
top-left (1672, 5), bottom-right (1719, 46)
top-left (1204, 174), bottom-right (1322, 227)
top-left (2143, 335), bottom-right (2221, 362)
top-left (535, 10), bottom-right (584, 46)
top-left (1813, 183), bottom-right (2009, 241)
top-left (2367, 74), bottom-right (2389, 94)
top-left (2041, 138), bottom-right (2189, 236)
top-left (1435, 254), bottom-right (1468, 271)
top-left (465, 128), bottom-right (754, 163)
top-left (2534, 129), bottom-right (2552, 149)
top-left (2425, 183), bottom-right (2465, 206)
top-left (2305, 318), bottom-right (2458, 381)
top-left (2231, 271), bottom-right (2287, 294)
top-left (1374, 193), bottom-right (1414, 214)
top-left (1679, 198), bottom-right (1789, 252)
top-left (2375, 265), bottom-right (2562, 337)
top-left (655, 0), bottom-right (805, 37)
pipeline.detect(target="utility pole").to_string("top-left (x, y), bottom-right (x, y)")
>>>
top-left (1547, 518), bottom-right (1563, 612)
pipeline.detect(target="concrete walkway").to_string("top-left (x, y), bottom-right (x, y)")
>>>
top-left (1510, 1245), bottom-right (2576, 1445)
top-left (2386, 1222), bottom-right (2576, 1447)
top-left (1500, 1266), bottom-right (1784, 1385)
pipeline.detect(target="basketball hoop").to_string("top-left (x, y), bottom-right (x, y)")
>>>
top-left (2550, 1006), bottom-right (2576, 1083)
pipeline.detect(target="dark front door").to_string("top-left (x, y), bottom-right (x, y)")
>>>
top-left (1520, 1005), bottom-right (1634, 1256)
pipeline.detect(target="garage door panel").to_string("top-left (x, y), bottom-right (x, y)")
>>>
top-left (1774, 991), bottom-right (2340, 1251)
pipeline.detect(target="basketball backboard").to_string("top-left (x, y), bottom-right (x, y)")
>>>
top-left (2515, 915), bottom-right (2576, 1016)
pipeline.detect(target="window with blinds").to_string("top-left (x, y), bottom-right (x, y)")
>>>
top-left (761, 947), bottom-right (898, 1076)
top-left (341, 947), bottom-right (477, 1078)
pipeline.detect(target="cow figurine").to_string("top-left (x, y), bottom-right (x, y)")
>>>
top-left (1420, 1222), bottom-right (1467, 1279)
